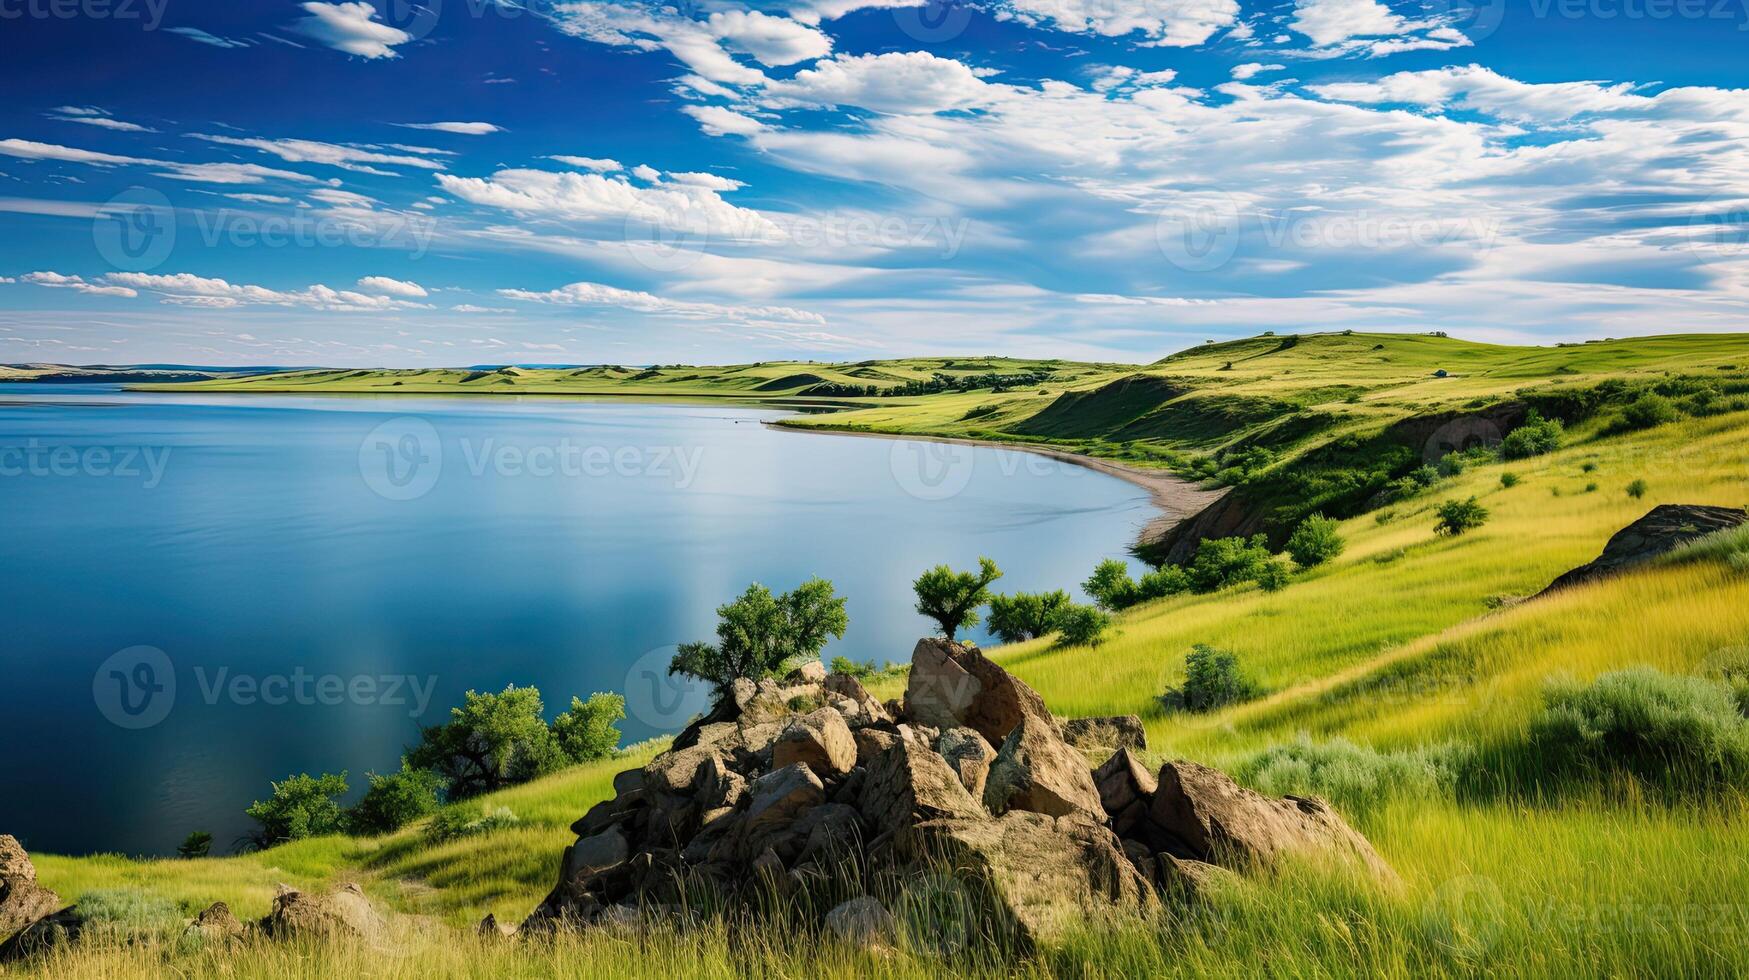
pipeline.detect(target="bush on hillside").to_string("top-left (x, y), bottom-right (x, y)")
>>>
top-left (1255, 558), bottom-right (1292, 592)
top-left (1529, 668), bottom-right (1749, 792)
top-left (1161, 644), bottom-right (1262, 713)
top-left (423, 804), bottom-right (521, 844)
top-left (1500, 472), bottom-right (1520, 488)
top-left (176, 831), bottom-right (212, 859)
top-left (1618, 393), bottom-right (1680, 431)
top-left (1187, 535), bottom-right (1274, 593)
top-left (347, 762), bottom-right (443, 836)
top-left (64, 889), bottom-right (186, 946)
top-left (1049, 603), bottom-right (1111, 647)
top-left (1285, 514), bottom-right (1345, 567)
top-left (1237, 735), bottom-right (1474, 819)
top-left (671, 579), bottom-right (850, 691)
top-left (1082, 559), bottom-right (1139, 611)
top-left (1502, 412), bottom-right (1564, 460)
top-left (987, 589), bottom-right (1072, 643)
top-left (552, 692), bottom-right (626, 763)
top-left (1434, 497), bottom-right (1489, 537)
top-left (407, 686), bottom-right (569, 799)
top-left (1626, 478), bottom-right (1649, 499)
top-left (242, 772), bottom-right (349, 850)
top-left (913, 558), bottom-right (1002, 641)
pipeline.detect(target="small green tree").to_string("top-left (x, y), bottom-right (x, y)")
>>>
top-left (1082, 559), bottom-right (1139, 611)
top-left (1165, 645), bottom-right (1261, 713)
top-left (406, 686), bottom-right (567, 799)
top-left (1137, 564), bottom-right (1191, 601)
top-left (913, 558), bottom-right (1003, 640)
top-left (1620, 393), bottom-right (1679, 431)
top-left (1049, 603), bottom-right (1111, 647)
top-left (1502, 412), bottom-right (1564, 459)
top-left (1285, 514), bottom-right (1345, 568)
top-left (987, 590), bottom-right (1072, 643)
top-left (347, 762), bottom-right (443, 835)
top-left (551, 692), bottom-right (626, 763)
top-left (1434, 497), bottom-right (1490, 537)
top-left (1187, 535), bottom-right (1273, 593)
top-left (669, 578), bottom-right (849, 693)
top-left (242, 772), bottom-right (349, 850)
top-left (176, 831), bottom-right (213, 859)
top-left (1500, 472), bottom-right (1520, 489)
top-left (1256, 558), bottom-right (1292, 592)
top-left (1627, 478), bottom-right (1649, 500)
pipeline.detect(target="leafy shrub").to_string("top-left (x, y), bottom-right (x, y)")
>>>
top-left (1529, 668), bottom-right (1749, 791)
top-left (1584, 482), bottom-right (1599, 494)
top-left (1410, 465), bottom-right (1441, 488)
top-left (176, 831), bottom-right (212, 859)
top-left (1626, 479), bottom-right (1648, 499)
top-left (1137, 564), bottom-right (1191, 600)
top-left (551, 692), bottom-right (626, 763)
top-left (423, 804), bottom-right (521, 844)
top-left (407, 685), bottom-right (568, 799)
top-left (987, 589), bottom-right (1071, 643)
top-left (1502, 412), bottom-right (1564, 459)
top-left (1500, 472), bottom-right (1520, 489)
top-left (69, 889), bottom-right (186, 945)
top-left (1161, 645), bottom-right (1261, 713)
top-left (1580, 461), bottom-right (1598, 473)
top-left (1237, 735), bottom-right (1474, 819)
top-left (913, 558), bottom-right (1002, 640)
top-left (672, 579), bottom-right (849, 691)
top-left (242, 772), bottom-right (349, 850)
top-left (1049, 603), bottom-right (1111, 647)
top-left (830, 655), bottom-right (875, 678)
top-left (347, 762), bottom-right (443, 835)
top-left (1082, 559), bottom-right (1139, 611)
top-left (1285, 514), bottom-right (1345, 567)
top-left (1187, 535), bottom-right (1273, 593)
top-left (1619, 393), bottom-right (1680, 431)
top-left (1434, 497), bottom-right (1489, 537)
top-left (1255, 559), bottom-right (1292, 592)
top-left (1437, 452), bottom-right (1466, 477)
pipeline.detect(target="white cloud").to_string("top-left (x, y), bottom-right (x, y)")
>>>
top-left (357, 275), bottom-right (428, 297)
top-left (287, 2), bottom-right (413, 59)
top-left (437, 167), bottom-right (781, 239)
top-left (226, 193), bottom-right (293, 204)
top-left (500, 280), bottom-right (825, 325)
top-left (46, 107), bottom-right (155, 133)
top-left (760, 52), bottom-right (993, 115)
top-left (682, 105), bottom-right (769, 137)
top-left (1231, 63), bottom-right (1284, 80)
top-left (0, 139), bottom-right (319, 185)
top-left (1309, 65), bottom-right (1653, 123)
top-left (0, 139), bottom-right (143, 167)
top-left (995, 0), bottom-right (1240, 45)
top-left (1288, 0), bottom-right (1471, 57)
top-left (22, 271), bottom-right (138, 297)
top-left (394, 122), bottom-right (504, 135)
top-left (192, 134), bottom-right (445, 173)
top-left (451, 304), bottom-right (515, 313)
top-left (308, 187), bottom-right (378, 208)
top-left (546, 155), bottom-right (622, 171)
top-left (166, 26), bottom-right (253, 49)
top-left (103, 272), bottom-right (430, 310)
top-left (705, 10), bottom-right (831, 65)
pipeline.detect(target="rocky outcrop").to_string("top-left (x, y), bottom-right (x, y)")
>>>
top-left (0, 836), bottom-right (59, 944)
top-left (184, 902), bottom-right (245, 945)
top-left (522, 639), bottom-right (1394, 949)
top-left (1540, 504), bottom-right (1748, 596)
top-left (1060, 715), bottom-right (1148, 754)
top-left (259, 883), bottom-right (386, 941)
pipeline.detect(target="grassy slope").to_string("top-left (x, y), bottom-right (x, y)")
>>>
top-left (28, 333), bottom-right (1749, 975)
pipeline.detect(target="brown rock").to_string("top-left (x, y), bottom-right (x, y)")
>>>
top-left (644, 744), bottom-right (724, 797)
top-left (787, 660), bottom-right (829, 684)
top-left (0, 836), bottom-right (60, 943)
top-left (983, 715), bottom-right (1104, 819)
top-left (185, 902), bottom-right (245, 945)
top-left (1541, 504), bottom-right (1749, 596)
top-left (854, 727), bottom-right (899, 767)
top-left (824, 673), bottom-right (893, 727)
top-left (772, 708), bottom-right (858, 778)
top-left (1157, 854), bottom-right (1242, 902)
top-left (562, 826), bottom-right (631, 891)
top-left (825, 896), bottom-right (895, 950)
top-left (904, 638), bottom-right (1052, 745)
top-left (739, 763), bottom-right (826, 858)
top-left (936, 727), bottom-right (996, 799)
top-left (1148, 761), bottom-right (1393, 879)
top-left (260, 883), bottom-right (385, 940)
top-left (1093, 747), bottom-right (1157, 833)
top-left (859, 736), bottom-right (985, 835)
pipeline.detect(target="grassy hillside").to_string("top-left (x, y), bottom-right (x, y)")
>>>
top-left (22, 333), bottom-right (1749, 976)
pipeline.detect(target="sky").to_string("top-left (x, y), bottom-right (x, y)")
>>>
top-left (2, 0), bottom-right (1748, 366)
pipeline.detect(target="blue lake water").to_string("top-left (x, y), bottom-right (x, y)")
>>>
top-left (0, 385), bottom-right (1155, 855)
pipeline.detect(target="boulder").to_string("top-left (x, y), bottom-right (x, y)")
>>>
top-left (1060, 716), bottom-right (1148, 754)
top-left (825, 896), bottom-right (895, 951)
top-left (898, 810), bottom-right (1153, 947)
top-left (1093, 747), bottom-right (1157, 837)
top-left (259, 883), bottom-right (386, 940)
top-left (903, 638), bottom-right (1052, 745)
top-left (1541, 504), bottom-right (1748, 596)
top-left (854, 727), bottom-right (900, 767)
top-left (738, 764), bottom-right (826, 859)
top-left (0, 905), bottom-right (81, 963)
top-left (824, 673), bottom-right (894, 727)
top-left (694, 755), bottom-right (748, 811)
top-left (562, 826), bottom-right (632, 892)
top-left (859, 736), bottom-right (986, 837)
top-left (936, 727), bottom-right (996, 799)
top-left (644, 743), bottom-right (725, 797)
top-left (983, 715), bottom-right (1104, 820)
top-left (0, 836), bottom-right (60, 943)
top-left (184, 902), bottom-right (245, 945)
top-left (787, 660), bottom-right (829, 684)
top-left (772, 708), bottom-right (857, 778)
top-left (1148, 761), bottom-right (1393, 879)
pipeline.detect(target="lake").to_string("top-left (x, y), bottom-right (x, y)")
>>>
top-left (0, 386), bottom-right (1156, 855)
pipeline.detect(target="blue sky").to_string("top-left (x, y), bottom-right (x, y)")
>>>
top-left (2, 0), bottom-right (1747, 365)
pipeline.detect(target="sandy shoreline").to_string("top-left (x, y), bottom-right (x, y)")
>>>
top-left (768, 421), bottom-right (1225, 549)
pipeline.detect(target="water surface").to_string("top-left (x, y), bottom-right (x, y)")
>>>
top-left (0, 386), bottom-right (1154, 854)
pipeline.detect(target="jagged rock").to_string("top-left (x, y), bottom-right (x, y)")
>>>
top-left (854, 728), bottom-right (900, 767)
top-left (825, 896), bottom-right (895, 951)
top-left (983, 715), bottom-right (1103, 819)
top-left (904, 638), bottom-right (1052, 746)
top-left (1093, 748), bottom-right (1157, 838)
top-left (824, 673), bottom-right (893, 727)
top-left (898, 811), bottom-right (1153, 947)
top-left (562, 827), bottom-right (631, 892)
top-left (695, 755), bottom-right (747, 811)
top-left (1157, 854), bottom-right (1242, 902)
top-left (772, 708), bottom-right (857, 777)
top-left (787, 660), bottom-right (829, 684)
top-left (0, 836), bottom-right (60, 943)
top-left (936, 727), bottom-right (996, 799)
top-left (859, 736), bottom-right (985, 836)
top-left (738, 764), bottom-right (826, 859)
top-left (259, 883), bottom-right (386, 940)
top-left (184, 902), bottom-right (245, 945)
top-left (0, 905), bottom-right (81, 963)
top-left (796, 803), bottom-right (865, 864)
top-left (645, 744), bottom-right (725, 796)
top-left (1061, 716), bottom-right (1148, 754)
top-left (1541, 504), bottom-right (1748, 595)
top-left (477, 913), bottom-right (516, 939)
top-left (1148, 761), bottom-right (1393, 879)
